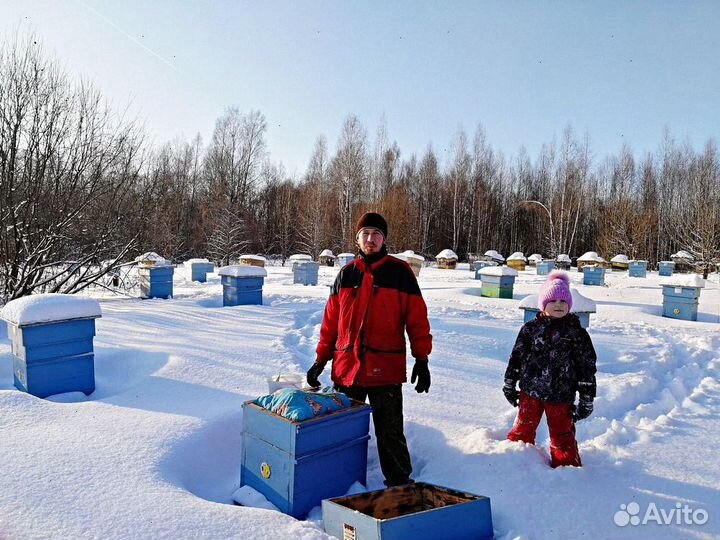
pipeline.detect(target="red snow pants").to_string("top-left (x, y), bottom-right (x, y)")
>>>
top-left (507, 392), bottom-right (581, 467)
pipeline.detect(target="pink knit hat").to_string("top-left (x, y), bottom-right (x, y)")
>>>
top-left (538, 270), bottom-right (573, 310)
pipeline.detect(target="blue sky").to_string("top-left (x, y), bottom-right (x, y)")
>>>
top-left (2, 1), bottom-right (719, 176)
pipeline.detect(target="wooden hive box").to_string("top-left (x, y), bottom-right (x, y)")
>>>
top-left (292, 261), bottom-right (319, 286)
top-left (582, 266), bottom-right (605, 286)
top-left (322, 482), bottom-right (493, 540)
top-left (137, 265), bottom-right (174, 299)
top-left (661, 285), bottom-right (701, 321)
top-left (536, 260), bottom-right (555, 275)
top-left (240, 400), bottom-right (371, 518)
top-left (628, 260), bottom-right (647, 278)
top-left (9, 317), bottom-right (98, 398)
top-left (658, 261), bottom-right (675, 276)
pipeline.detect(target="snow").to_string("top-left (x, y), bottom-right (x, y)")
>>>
top-left (1, 265), bottom-right (719, 540)
top-left (484, 249), bottom-right (505, 262)
top-left (556, 253), bottom-right (572, 262)
top-left (184, 258), bottom-right (211, 266)
top-left (671, 250), bottom-right (694, 261)
top-left (611, 254), bottom-right (629, 264)
top-left (519, 288), bottom-right (597, 313)
top-left (337, 253), bottom-right (354, 258)
top-left (135, 251), bottom-right (170, 266)
top-left (1, 293), bottom-right (101, 325)
top-left (395, 250), bottom-right (425, 262)
top-left (528, 253), bottom-right (543, 263)
top-left (659, 274), bottom-right (706, 288)
top-left (239, 255), bottom-right (267, 263)
top-left (319, 250), bottom-right (335, 258)
top-left (436, 249), bottom-right (458, 260)
top-left (479, 265), bottom-right (519, 277)
top-left (289, 254), bottom-right (313, 261)
top-left (579, 251), bottom-right (601, 262)
top-left (507, 252), bottom-right (527, 262)
top-left (217, 265), bottom-right (268, 278)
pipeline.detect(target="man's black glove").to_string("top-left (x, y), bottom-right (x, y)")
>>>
top-left (306, 362), bottom-right (324, 388)
top-left (411, 359), bottom-right (431, 393)
top-left (573, 398), bottom-right (593, 421)
top-left (503, 378), bottom-right (519, 407)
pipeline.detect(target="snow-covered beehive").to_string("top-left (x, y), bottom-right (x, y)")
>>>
top-left (670, 250), bottom-right (694, 274)
top-left (610, 254), bottom-right (629, 272)
top-left (293, 261), bottom-right (320, 286)
top-left (660, 274), bottom-right (705, 321)
top-left (436, 249), bottom-right (458, 269)
top-left (628, 260), bottom-right (648, 278)
top-left (135, 252), bottom-right (174, 299)
top-left (658, 260), bottom-right (675, 277)
top-left (318, 249), bottom-right (336, 267)
top-left (239, 254), bottom-right (267, 268)
top-left (577, 251), bottom-right (603, 271)
top-left (1, 294), bottom-right (101, 398)
top-left (336, 252), bottom-right (355, 267)
top-left (536, 260), bottom-right (556, 275)
top-left (519, 288), bottom-right (597, 328)
top-left (288, 254), bottom-right (313, 271)
top-left (482, 250), bottom-right (505, 264)
top-left (555, 253), bottom-right (572, 270)
top-left (219, 265), bottom-right (267, 306)
top-left (395, 250), bottom-right (425, 276)
top-left (582, 264), bottom-right (605, 286)
top-left (478, 265), bottom-right (518, 298)
top-left (506, 252), bottom-right (527, 271)
top-left (184, 258), bottom-right (214, 283)
top-left (527, 253), bottom-right (543, 267)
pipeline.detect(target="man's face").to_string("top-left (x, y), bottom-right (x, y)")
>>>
top-left (357, 227), bottom-right (385, 255)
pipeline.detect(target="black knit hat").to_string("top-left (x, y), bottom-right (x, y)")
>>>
top-left (355, 212), bottom-right (388, 239)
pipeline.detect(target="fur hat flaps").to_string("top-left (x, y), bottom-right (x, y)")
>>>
top-left (538, 270), bottom-right (573, 311)
top-left (355, 212), bottom-right (388, 239)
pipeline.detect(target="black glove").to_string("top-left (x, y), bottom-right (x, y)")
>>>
top-left (573, 399), bottom-right (593, 421)
top-left (411, 359), bottom-right (431, 393)
top-left (306, 362), bottom-right (324, 388)
top-left (503, 379), bottom-right (519, 407)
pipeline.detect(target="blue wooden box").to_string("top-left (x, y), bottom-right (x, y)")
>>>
top-left (138, 265), bottom-right (174, 299)
top-left (186, 261), bottom-right (214, 282)
top-left (473, 261), bottom-right (495, 280)
top-left (582, 266), bottom-right (605, 286)
top-left (658, 261), bottom-right (675, 276)
top-left (480, 274), bottom-right (515, 298)
top-left (536, 261), bottom-right (555, 275)
top-left (9, 318), bottom-right (97, 398)
top-left (293, 262), bottom-right (319, 286)
top-left (222, 275), bottom-right (264, 306)
top-left (662, 285), bottom-right (701, 321)
top-left (628, 261), bottom-right (647, 278)
top-left (240, 400), bottom-right (371, 518)
top-left (322, 482), bottom-right (493, 540)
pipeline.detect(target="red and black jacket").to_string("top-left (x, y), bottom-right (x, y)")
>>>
top-left (316, 250), bottom-right (432, 387)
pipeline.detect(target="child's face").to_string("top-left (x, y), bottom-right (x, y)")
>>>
top-left (544, 299), bottom-right (570, 318)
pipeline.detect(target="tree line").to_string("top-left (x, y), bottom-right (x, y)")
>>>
top-left (1, 37), bottom-right (718, 301)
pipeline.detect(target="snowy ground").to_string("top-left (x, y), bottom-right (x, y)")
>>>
top-left (1, 263), bottom-right (719, 540)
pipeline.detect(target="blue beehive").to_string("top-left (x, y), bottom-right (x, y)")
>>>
top-left (582, 265), bottom-right (605, 286)
top-left (138, 265), bottom-right (174, 299)
top-left (473, 261), bottom-right (496, 280)
top-left (658, 261), bottom-right (675, 276)
top-left (293, 261), bottom-right (319, 286)
top-left (536, 260), bottom-right (555, 275)
top-left (478, 266), bottom-right (518, 298)
top-left (628, 260), bottom-right (648, 278)
top-left (184, 259), bottom-right (214, 283)
top-left (1, 294), bottom-right (101, 398)
top-left (337, 253), bottom-right (355, 267)
top-left (219, 265), bottom-right (267, 306)
top-left (661, 285), bottom-right (702, 321)
top-left (322, 482), bottom-right (493, 540)
top-left (240, 400), bottom-right (371, 518)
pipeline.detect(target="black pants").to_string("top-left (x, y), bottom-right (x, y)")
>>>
top-left (335, 383), bottom-right (413, 486)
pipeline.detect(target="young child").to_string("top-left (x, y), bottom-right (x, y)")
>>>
top-left (503, 270), bottom-right (597, 467)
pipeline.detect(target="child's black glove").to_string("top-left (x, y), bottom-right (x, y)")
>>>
top-left (503, 379), bottom-right (519, 407)
top-left (306, 362), bottom-right (324, 388)
top-left (573, 399), bottom-right (593, 421)
top-left (411, 359), bottom-right (431, 393)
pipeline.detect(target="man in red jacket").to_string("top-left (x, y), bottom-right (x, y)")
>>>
top-left (306, 212), bottom-right (432, 487)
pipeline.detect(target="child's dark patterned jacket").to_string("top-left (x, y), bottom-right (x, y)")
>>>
top-left (504, 312), bottom-right (597, 403)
